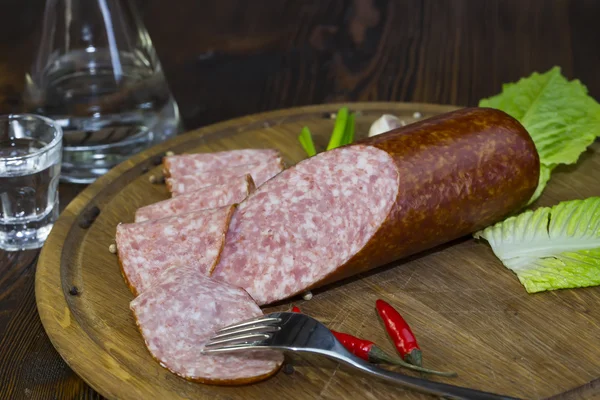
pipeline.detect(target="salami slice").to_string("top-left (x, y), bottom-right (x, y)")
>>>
top-left (117, 205), bottom-right (235, 296)
top-left (135, 174), bottom-right (255, 223)
top-left (211, 108), bottom-right (540, 305)
top-left (130, 265), bottom-right (283, 385)
top-left (166, 157), bottom-right (284, 197)
top-left (163, 149), bottom-right (280, 178)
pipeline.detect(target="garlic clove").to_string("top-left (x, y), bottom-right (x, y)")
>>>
top-left (368, 114), bottom-right (404, 137)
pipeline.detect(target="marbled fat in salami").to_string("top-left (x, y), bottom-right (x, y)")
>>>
top-left (117, 205), bottom-right (235, 296)
top-left (166, 157), bottom-right (284, 196)
top-left (135, 174), bottom-right (255, 222)
top-left (130, 265), bottom-right (283, 384)
top-left (163, 149), bottom-right (280, 178)
top-left (212, 108), bottom-right (540, 305)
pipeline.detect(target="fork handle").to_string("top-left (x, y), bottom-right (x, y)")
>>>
top-left (334, 353), bottom-right (520, 400)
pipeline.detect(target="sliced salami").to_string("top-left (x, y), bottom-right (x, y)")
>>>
top-left (117, 205), bottom-right (235, 296)
top-left (166, 157), bottom-right (284, 197)
top-left (211, 108), bottom-right (540, 305)
top-left (130, 265), bottom-right (283, 385)
top-left (135, 174), bottom-right (255, 223)
top-left (163, 149), bottom-right (280, 178)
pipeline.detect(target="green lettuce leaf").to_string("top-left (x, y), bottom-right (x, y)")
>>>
top-left (480, 66), bottom-right (600, 166)
top-left (480, 66), bottom-right (600, 199)
top-left (474, 197), bottom-right (600, 293)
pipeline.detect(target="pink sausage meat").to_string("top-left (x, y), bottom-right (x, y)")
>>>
top-left (212, 146), bottom-right (398, 305)
top-left (130, 265), bottom-right (283, 385)
top-left (117, 205), bottom-right (235, 296)
top-left (166, 157), bottom-right (284, 196)
top-left (163, 149), bottom-right (280, 178)
top-left (135, 174), bottom-right (255, 222)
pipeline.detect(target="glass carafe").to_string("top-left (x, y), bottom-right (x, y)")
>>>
top-left (23, 0), bottom-right (182, 183)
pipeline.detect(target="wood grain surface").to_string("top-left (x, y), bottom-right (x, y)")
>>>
top-left (35, 103), bottom-right (600, 400)
top-left (2, 1), bottom-right (600, 399)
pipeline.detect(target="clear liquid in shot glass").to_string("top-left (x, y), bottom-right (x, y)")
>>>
top-left (0, 137), bottom-right (61, 251)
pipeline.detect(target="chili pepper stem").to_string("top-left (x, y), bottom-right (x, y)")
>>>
top-left (404, 349), bottom-right (423, 367)
top-left (368, 346), bottom-right (457, 378)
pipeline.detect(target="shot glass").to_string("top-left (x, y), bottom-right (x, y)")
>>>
top-left (0, 114), bottom-right (63, 251)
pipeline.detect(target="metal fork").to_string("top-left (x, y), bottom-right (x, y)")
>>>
top-left (202, 312), bottom-right (520, 400)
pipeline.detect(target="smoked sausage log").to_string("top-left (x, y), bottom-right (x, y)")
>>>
top-left (211, 107), bottom-right (540, 305)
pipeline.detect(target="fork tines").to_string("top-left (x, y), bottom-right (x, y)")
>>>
top-left (201, 316), bottom-right (282, 354)
top-left (215, 316), bottom-right (281, 334)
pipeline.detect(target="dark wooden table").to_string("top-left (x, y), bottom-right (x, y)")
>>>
top-left (1, 1), bottom-right (600, 399)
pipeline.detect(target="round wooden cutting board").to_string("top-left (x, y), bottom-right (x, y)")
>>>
top-left (36, 103), bottom-right (600, 400)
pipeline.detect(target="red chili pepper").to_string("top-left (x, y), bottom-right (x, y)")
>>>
top-left (331, 331), bottom-right (373, 360)
top-left (290, 305), bottom-right (455, 377)
top-left (375, 299), bottom-right (422, 367)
